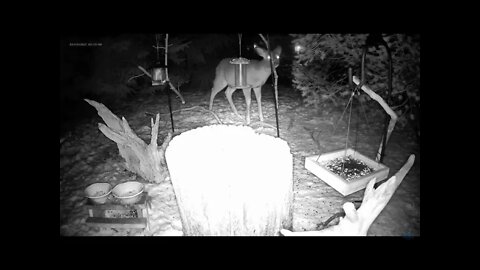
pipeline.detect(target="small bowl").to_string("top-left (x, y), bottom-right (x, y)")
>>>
top-left (85, 183), bottom-right (112, 204)
top-left (112, 181), bottom-right (144, 204)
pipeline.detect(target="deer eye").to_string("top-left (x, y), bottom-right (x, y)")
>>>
top-left (267, 56), bottom-right (271, 59)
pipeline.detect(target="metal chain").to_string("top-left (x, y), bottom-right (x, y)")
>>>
top-left (155, 34), bottom-right (160, 62)
top-left (344, 90), bottom-right (354, 155)
top-left (332, 90), bottom-right (355, 136)
top-left (238, 33), bottom-right (242, 57)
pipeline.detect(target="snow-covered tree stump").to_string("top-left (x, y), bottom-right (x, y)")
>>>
top-left (85, 99), bottom-right (172, 183)
top-left (165, 125), bottom-right (293, 236)
top-left (281, 154), bottom-right (415, 236)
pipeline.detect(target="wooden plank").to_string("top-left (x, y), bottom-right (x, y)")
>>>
top-left (86, 217), bottom-right (147, 229)
top-left (93, 208), bottom-right (105, 217)
top-left (85, 206), bottom-right (109, 217)
top-left (88, 203), bottom-right (145, 211)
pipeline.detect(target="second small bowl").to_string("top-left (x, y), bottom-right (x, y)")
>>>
top-left (112, 181), bottom-right (144, 204)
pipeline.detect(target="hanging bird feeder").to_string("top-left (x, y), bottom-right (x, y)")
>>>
top-left (151, 33), bottom-right (175, 133)
top-left (151, 33), bottom-right (168, 86)
top-left (230, 34), bottom-right (251, 89)
top-left (230, 57), bottom-right (250, 88)
top-left (304, 35), bottom-right (397, 196)
top-left (151, 61), bottom-right (167, 86)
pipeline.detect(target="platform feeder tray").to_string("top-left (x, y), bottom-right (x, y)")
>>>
top-left (305, 148), bottom-right (389, 196)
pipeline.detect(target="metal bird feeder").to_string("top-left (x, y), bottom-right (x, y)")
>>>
top-left (151, 33), bottom-right (168, 86)
top-left (152, 33), bottom-right (175, 133)
top-left (230, 57), bottom-right (250, 88)
top-left (151, 61), bottom-right (167, 86)
top-left (230, 34), bottom-right (251, 89)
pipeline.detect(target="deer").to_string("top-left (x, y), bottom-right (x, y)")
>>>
top-left (209, 44), bottom-right (282, 124)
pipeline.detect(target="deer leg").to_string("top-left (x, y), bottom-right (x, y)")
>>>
top-left (225, 86), bottom-right (242, 119)
top-left (242, 87), bottom-right (252, 124)
top-left (209, 90), bottom-right (216, 111)
top-left (253, 87), bottom-right (264, 122)
top-left (209, 83), bottom-right (225, 111)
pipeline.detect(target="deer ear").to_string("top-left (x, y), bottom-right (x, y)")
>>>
top-left (274, 46), bottom-right (282, 55)
top-left (254, 45), bottom-right (268, 58)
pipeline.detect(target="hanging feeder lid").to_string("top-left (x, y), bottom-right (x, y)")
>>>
top-left (230, 57), bottom-right (250, 65)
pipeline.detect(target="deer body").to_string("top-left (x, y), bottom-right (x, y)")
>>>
top-left (209, 45), bottom-right (281, 124)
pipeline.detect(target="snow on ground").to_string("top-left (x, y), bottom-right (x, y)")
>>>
top-left (60, 85), bottom-right (420, 236)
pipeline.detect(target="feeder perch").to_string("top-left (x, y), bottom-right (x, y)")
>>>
top-left (305, 148), bottom-right (390, 196)
top-left (229, 57), bottom-right (251, 88)
top-left (152, 62), bottom-right (167, 86)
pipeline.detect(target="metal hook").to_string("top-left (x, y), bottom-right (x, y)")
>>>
top-left (361, 34), bottom-right (392, 103)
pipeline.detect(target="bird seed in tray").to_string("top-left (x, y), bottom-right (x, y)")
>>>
top-left (304, 148), bottom-right (390, 196)
top-left (104, 209), bottom-right (138, 219)
top-left (321, 155), bottom-right (375, 182)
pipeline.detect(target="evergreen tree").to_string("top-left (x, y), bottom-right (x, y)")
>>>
top-left (291, 33), bottom-right (420, 132)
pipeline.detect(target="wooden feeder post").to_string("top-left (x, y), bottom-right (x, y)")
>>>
top-left (229, 58), bottom-right (251, 89)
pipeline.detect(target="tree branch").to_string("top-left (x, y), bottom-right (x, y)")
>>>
top-left (167, 81), bottom-right (186, 104)
top-left (352, 75), bottom-right (398, 162)
top-left (127, 73), bottom-right (146, 82)
top-left (137, 66), bottom-right (152, 78)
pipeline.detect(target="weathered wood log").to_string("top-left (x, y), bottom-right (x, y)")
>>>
top-left (165, 125), bottom-right (293, 236)
top-left (84, 99), bottom-right (171, 183)
top-left (281, 154), bottom-right (415, 236)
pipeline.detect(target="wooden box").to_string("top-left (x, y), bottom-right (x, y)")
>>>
top-left (85, 192), bottom-right (148, 229)
top-left (305, 148), bottom-right (389, 196)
